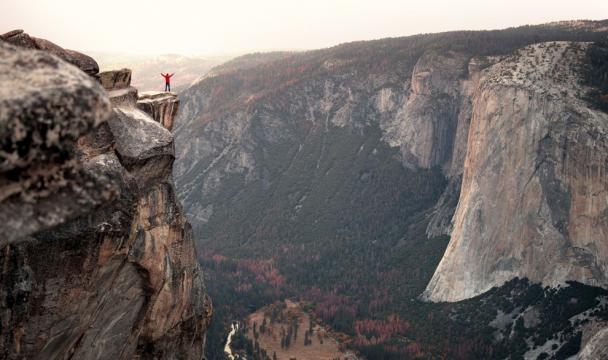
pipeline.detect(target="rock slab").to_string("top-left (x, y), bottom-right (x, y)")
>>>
top-left (138, 91), bottom-right (180, 130)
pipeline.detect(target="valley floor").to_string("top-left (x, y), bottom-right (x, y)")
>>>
top-left (244, 300), bottom-right (358, 360)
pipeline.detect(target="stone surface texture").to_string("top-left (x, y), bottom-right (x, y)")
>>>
top-left (1, 30), bottom-right (99, 76)
top-left (0, 39), bottom-right (210, 360)
top-left (138, 91), bottom-right (180, 130)
top-left (423, 42), bottom-right (608, 302)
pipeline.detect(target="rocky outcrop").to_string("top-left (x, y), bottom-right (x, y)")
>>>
top-left (423, 42), bottom-right (608, 302)
top-left (425, 175), bottom-right (462, 237)
top-left (380, 51), bottom-right (469, 170)
top-left (0, 40), bottom-right (210, 359)
top-left (579, 327), bottom-right (608, 360)
top-left (138, 92), bottom-right (180, 130)
top-left (99, 68), bottom-right (132, 90)
top-left (1, 30), bottom-right (99, 76)
top-left (100, 69), bottom-right (140, 108)
top-left (0, 40), bottom-right (111, 245)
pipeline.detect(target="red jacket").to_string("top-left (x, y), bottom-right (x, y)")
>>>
top-left (161, 73), bottom-right (173, 84)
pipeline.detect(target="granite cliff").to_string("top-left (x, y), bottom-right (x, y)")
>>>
top-left (174, 23), bottom-right (608, 302)
top-left (172, 21), bottom-right (608, 358)
top-left (0, 32), bottom-right (211, 359)
top-left (423, 41), bottom-right (608, 302)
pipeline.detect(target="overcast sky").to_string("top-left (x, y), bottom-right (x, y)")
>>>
top-left (2, 0), bottom-right (607, 55)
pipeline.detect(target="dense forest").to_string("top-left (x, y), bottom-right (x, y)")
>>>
top-left (582, 41), bottom-right (608, 112)
top-left (203, 253), bottom-right (608, 359)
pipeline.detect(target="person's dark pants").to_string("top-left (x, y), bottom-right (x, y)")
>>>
top-left (165, 83), bottom-right (171, 92)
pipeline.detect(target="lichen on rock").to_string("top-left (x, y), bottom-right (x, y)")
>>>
top-left (0, 41), bottom-right (112, 245)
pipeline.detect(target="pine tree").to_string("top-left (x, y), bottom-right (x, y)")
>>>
top-left (284, 332), bottom-right (291, 348)
top-left (261, 317), bottom-right (268, 334)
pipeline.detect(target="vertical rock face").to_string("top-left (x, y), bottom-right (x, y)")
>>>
top-left (0, 39), bottom-right (210, 360)
top-left (138, 92), bottom-right (180, 131)
top-left (403, 51), bottom-right (466, 169)
top-left (423, 42), bottom-right (608, 302)
top-left (379, 51), bottom-right (469, 171)
top-left (172, 25), bottom-right (608, 356)
top-left (174, 29), bottom-right (608, 308)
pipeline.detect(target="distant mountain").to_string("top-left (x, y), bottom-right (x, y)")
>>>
top-left (174, 20), bottom-right (608, 359)
top-left (92, 52), bottom-right (233, 93)
top-left (205, 51), bottom-right (296, 76)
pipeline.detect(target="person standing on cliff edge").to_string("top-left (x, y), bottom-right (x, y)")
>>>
top-left (161, 73), bottom-right (174, 92)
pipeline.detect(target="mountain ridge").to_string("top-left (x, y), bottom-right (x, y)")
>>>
top-left (173, 19), bottom-right (608, 358)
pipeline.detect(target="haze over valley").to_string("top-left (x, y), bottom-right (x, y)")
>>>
top-left (1, 1), bottom-right (608, 359)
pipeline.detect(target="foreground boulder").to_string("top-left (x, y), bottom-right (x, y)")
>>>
top-left (0, 41), bottom-right (210, 359)
top-left (0, 29), bottom-right (99, 76)
top-left (0, 40), bottom-right (111, 245)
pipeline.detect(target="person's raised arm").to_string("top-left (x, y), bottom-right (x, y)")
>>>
top-left (161, 73), bottom-right (165, 77)
top-left (169, 73), bottom-right (174, 78)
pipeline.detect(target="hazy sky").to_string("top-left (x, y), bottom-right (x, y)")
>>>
top-left (2, 0), bottom-right (607, 55)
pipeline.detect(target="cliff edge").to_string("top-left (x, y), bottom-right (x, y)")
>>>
top-left (0, 32), bottom-right (211, 360)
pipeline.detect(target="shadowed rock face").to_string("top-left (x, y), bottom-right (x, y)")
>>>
top-left (384, 51), bottom-right (469, 170)
top-left (423, 42), bottom-right (608, 302)
top-left (138, 92), bottom-right (180, 131)
top-left (0, 41), bottom-right (210, 359)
